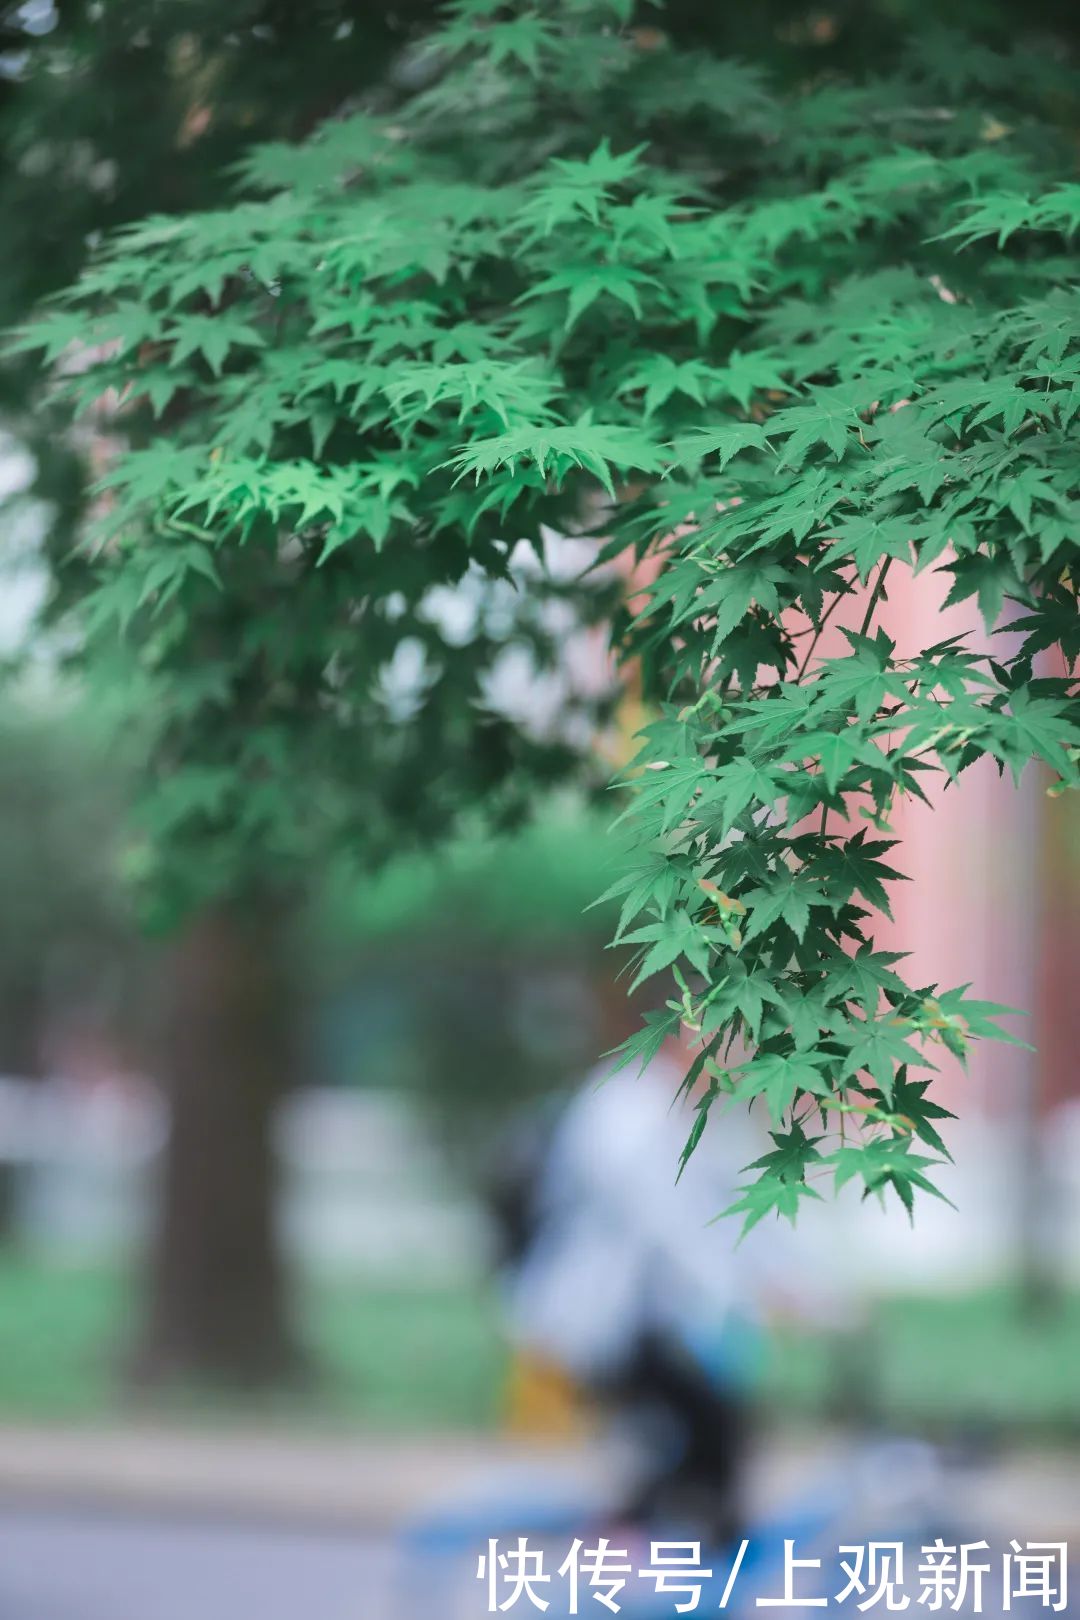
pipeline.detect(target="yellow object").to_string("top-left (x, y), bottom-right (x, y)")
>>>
top-left (503, 1350), bottom-right (594, 1440)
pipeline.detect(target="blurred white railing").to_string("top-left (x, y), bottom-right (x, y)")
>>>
top-left (1, 1075), bottom-right (1079, 1293)
top-left (0, 1076), bottom-right (489, 1282)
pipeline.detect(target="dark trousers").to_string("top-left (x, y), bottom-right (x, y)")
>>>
top-left (610, 1328), bottom-right (749, 1545)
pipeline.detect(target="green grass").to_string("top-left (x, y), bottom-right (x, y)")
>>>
top-left (0, 1251), bottom-right (1077, 1438)
top-left (303, 1274), bottom-right (506, 1429)
top-left (0, 1252), bottom-right (131, 1420)
top-left (866, 1288), bottom-right (1080, 1432)
top-left (761, 1288), bottom-right (1080, 1438)
top-left (0, 1250), bottom-right (506, 1430)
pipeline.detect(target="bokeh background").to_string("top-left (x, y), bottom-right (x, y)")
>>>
top-left (1, 2), bottom-right (1079, 1617)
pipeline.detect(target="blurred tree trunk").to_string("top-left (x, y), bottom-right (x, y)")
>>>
top-left (0, 975), bottom-right (43, 1079)
top-left (0, 977), bottom-right (42, 1244)
top-left (139, 895), bottom-right (304, 1383)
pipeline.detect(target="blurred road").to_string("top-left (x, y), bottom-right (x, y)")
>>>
top-left (0, 1428), bottom-right (1077, 1620)
top-left (0, 1504), bottom-right (394, 1620)
top-left (0, 1425), bottom-right (625, 1528)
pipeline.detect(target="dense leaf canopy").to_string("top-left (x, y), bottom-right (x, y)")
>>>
top-left (15, 0), bottom-right (1080, 1224)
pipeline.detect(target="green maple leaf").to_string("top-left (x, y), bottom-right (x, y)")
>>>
top-left (167, 313), bottom-right (265, 376)
top-left (444, 420), bottom-right (664, 494)
top-left (622, 909), bottom-right (714, 988)
top-left (884, 1070), bottom-right (956, 1159)
top-left (813, 833), bottom-right (906, 914)
top-left (767, 383), bottom-right (872, 466)
top-left (839, 1016), bottom-right (927, 1098)
top-left (693, 561), bottom-right (788, 650)
top-left (671, 420), bottom-right (770, 469)
top-left (991, 690), bottom-right (1078, 783)
top-left (521, 263), bottom-right (659, 329)
top-left (822, 514), bottom-right (921, 582)
top-left (815, 643), bottom-right (895, 723)
top-left (606, 1007), bottom-right (683, 1079)
top-left (617, 355), bottom-right (712, 417)
top-left (700, 757), bottom-right (779, 835)
top-left (831, 1139), bottom-right (953, 1216)
top-left (739, 1049), bottom-right (832, 1124)
top-left (677, 1079), bottom-right (720, 1182)
top-left (823, 946), bottom-right (909, 1017)
top-left (719, 1171), bottom-right (822, 1237)
top-left (742, 868), bottom-right (824, 943)
top-left (744, 1121), bottom-right (825, 1183)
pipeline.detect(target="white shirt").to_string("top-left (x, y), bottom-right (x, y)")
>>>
top-left (508, 1054), bottom-right (766, 1383)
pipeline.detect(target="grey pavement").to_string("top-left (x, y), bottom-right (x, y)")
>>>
top-left (0, 1425), bottom-right (627, 1529)
top-left (0, 1424), bottom-right (1077, 1620)
top-left (0, 1503), bottom-right (394, 1620)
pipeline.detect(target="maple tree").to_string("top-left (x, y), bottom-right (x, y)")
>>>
top-left (12, 0), bottom-right (1080, 1279)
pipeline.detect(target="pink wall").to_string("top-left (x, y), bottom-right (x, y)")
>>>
top-left (818, 560), bottom-right (1043, 1115)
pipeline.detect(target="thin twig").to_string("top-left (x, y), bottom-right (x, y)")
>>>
top-left (794, 585), bottom-right (852, 680)
top-left (858, 556), bottom-right (894, 639)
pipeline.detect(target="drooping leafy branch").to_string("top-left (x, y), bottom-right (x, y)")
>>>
top-left (14, 0), bottom-right (1080, 1224)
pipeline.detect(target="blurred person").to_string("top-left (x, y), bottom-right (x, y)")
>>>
top-left (492, 982), bottom-right (828, 1546)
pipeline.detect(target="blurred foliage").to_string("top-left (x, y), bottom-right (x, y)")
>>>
top-left (6, 0), bottom-right (1079, 590)
top-left (316, 805), bottom-right (631, 950)
top-left (765, 1288), bottom-right (1080, 1436)
top-left (0, 0), bottom-right (448, 580)
top-left (0, 0), bottom-right (445, 329)
top-left (307, 806), bottom-right (638, 1165)
top-left (0, 1252), bottom-right (503, 1427)
top-left (3, 1252), bottom-right (1080, 1438)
